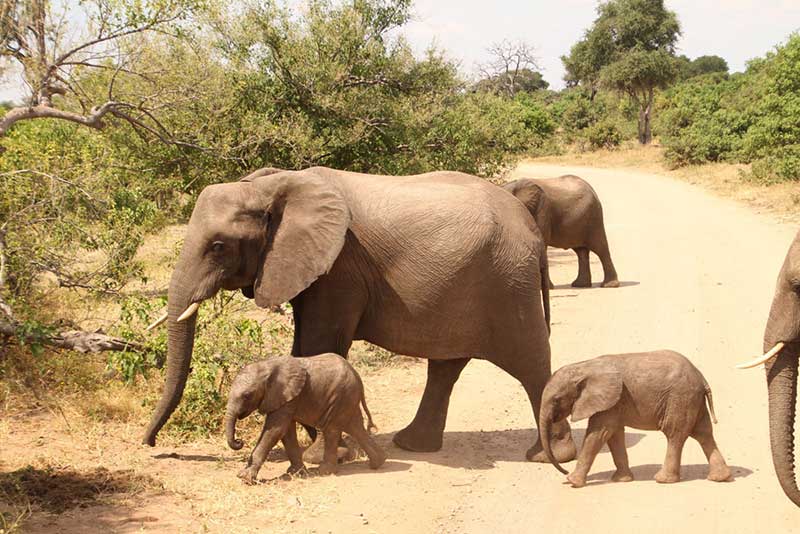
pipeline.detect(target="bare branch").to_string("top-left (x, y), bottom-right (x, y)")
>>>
top-left (0, 101), bottom-right (120, 136)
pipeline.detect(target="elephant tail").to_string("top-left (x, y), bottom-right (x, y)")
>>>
top-left (704, 380), bottom-right (718, 424)
top-left (361, 390), bottom-right (378, 433)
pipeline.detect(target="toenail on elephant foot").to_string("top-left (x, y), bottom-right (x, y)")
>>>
top-left (601, 279), bottom-right (620, 288)
top-left (392, 425), bottom-right (443, 452)
top-left (527, 435), bottom-right (577, 463)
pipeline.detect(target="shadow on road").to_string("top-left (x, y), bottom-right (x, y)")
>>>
top-left (370, 428), bottom-right (646, 470)
top-left (585, 463), bottom-right (753, 485)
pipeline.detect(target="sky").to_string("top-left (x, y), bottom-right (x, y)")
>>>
top-left (2, 0), bottom-right (799, 102)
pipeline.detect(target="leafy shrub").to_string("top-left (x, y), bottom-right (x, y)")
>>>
top-left (585, 120), bottom-right (623, 149)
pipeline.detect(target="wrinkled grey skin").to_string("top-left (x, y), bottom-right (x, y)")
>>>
top-left (540, 351), bottom-right (731, 487)
top-left (226, 353), bottom-right (385, 483)
top-left (762, 230), bottom-right (800, 507)
top-left (504, 175), bottom-right (619, 288)
top-left (142, 166), bottom-right (575, 465)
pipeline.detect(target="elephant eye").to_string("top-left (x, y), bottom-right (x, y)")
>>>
top-left (211, 241), bottom-right (225, 253)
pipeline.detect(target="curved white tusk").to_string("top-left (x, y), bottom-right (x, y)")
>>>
top-left (736, 342), bottom-right (786, 369)
top-left (176, 302), bottom-right (201, 323)
top-left (145, 312), bottom-right (168, 331)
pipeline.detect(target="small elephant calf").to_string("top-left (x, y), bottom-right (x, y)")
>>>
top-left (225, 353), bottom-right (386, 483)
top-left (539, 350), bottom-right (731, 487)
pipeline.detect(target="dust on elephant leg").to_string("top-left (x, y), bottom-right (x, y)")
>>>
top-left (393, 358), bottom-right (470, 452)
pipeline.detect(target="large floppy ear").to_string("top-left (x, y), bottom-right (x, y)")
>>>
top-left (503, 179), bottom-right (551, 241)
top-left (251, 170), bottom-right (351, 308)
top-left (570, 367), bottom-right (623, 422)
top-left (262, 358), bottom-right (309, 413)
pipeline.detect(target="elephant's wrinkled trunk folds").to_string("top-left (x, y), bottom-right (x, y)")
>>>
top-left (225, 411), bottom-right (244, 450)
top-left (765, 341), bottom-right (800, 507)
top-left (539, 409), bottom-right (568, 475)
top-left (142, 267), bottom-right (198, 446)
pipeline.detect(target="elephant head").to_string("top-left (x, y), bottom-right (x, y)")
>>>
top-left (502, 179), bottom-right (551, 243)
top-left (225, 358), bottom-right (308, 450)
top-left (738, 230), bottom-right (800, 506)
top-left (142, 169), bottom-right (350, 446)
top-left (538, 362), bottom-right (622, 474)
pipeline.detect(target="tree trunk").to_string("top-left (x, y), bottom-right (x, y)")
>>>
top-left (637, 88), bottom-right (654, 145)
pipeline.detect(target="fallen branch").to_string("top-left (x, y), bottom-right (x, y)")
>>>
top-left (0, 319), bottom-right (144, 354)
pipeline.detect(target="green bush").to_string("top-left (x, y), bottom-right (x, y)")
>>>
top-left (585, 120), bottom-right (623, 150)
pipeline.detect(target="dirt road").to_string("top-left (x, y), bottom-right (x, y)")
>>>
top-left (6, 163), bottom-right (800, 532)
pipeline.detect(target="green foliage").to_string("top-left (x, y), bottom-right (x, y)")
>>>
top-left (563, 0), bottom-right (681, 143)
top-left (658, 33), bottom-right (800, 182)
top-left (585, 120), bottom-right (623, 150)
top-left (475, 69), bottom-right (549, 95)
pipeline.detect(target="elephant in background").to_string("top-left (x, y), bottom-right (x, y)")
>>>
top-left (142, 166), bottom-right (576, 465)
top-left (504, 175), bottom-right (619, 288)
top-left (738, 229), bottom-right (800, 507)
top-left (225, 353), bottom-right (385, 482)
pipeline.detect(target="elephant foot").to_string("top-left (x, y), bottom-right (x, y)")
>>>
top-left (318, 462), bottom-right (338, 476)
top-left (393, 424), bottom-right (443, 452)
top-left (654, 469), bottom-right (680, 484)
top-left (571, 278), bottom-right (592, 288)
top-left (368, 449), bottom-right (387, 470)
top-left (287, 463), bottom-right (309, 477)
top-left (707, 464), bottom-right (732, 482)
top-left (303, 436), bottom-right (351, 464)
top-left (612, 468), bottom-right (634, 482)
top-left (601, 279), bottom-right (620, 288)
top-left (566, 472), bottom-right (586, 488)
top-left (527, 433), bottom-right (577, 463)
top-left (237, 466), bottom-right (259, 485)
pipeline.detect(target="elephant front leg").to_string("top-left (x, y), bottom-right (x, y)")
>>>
top-left (393, 358), bottom-right (470, 452)
top-left (238, 410), bottom-right (292, 484)
top-left (608, 429), bottom-right (634, 482)
top-left (567, 418), bottom-right (611, 488)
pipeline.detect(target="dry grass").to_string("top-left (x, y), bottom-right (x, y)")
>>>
top-left (526, 143), bottom-right (800, 222)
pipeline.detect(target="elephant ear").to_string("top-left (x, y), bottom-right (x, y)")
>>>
top-left (262, 358), bottom-right (309, 413)
top-left (571, 367), bottom-right (623, 422)
top-left (503, 179), bottom-right (551, 242)
top-left (251, 170), bottom-right (351, 308)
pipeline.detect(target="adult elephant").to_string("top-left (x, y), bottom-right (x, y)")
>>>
top-left (738, 230), bottom-right (800, 507)
top-left (141, 166), bottom-right (576, 464)
top-left (503, 175), bottom-right (619, 288)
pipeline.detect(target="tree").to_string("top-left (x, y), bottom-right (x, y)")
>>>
top-left (0, 0), bottom-right (200, 147)
top-left (562, 0), bottom-right (681, 144)
top-left (478, 40), bottom-right (546, 97)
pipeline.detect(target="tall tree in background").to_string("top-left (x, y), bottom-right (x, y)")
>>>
top-left (562, 0), bottom-right (680, 144)
top-left (478, 40), bottom-right (546, 96)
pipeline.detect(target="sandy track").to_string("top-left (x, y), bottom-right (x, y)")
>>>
top-left (5, 162), bottom-right (800, 532)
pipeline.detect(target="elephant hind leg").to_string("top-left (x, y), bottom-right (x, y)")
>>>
top-left (608, 429), bottom-right (633, 482)
top-left (318, 428), bottom-right (342, 476)
top-left (347, 417), bottom-right (386, 470)
top-left (393, 358), bottom-right (470, 452)
top-left (589, 229), bottom-right (619, 288)
top-left (571, 247), bottom-right (592, 288)
top-left (691, 409), bottom-right (732, 482)
top-left (655, 432), bottom-right (688, 484)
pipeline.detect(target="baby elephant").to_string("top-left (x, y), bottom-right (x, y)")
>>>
top-left (539, 350), bottom-right (731, 487)
top-left (225, 353), bottom-right (386, 483)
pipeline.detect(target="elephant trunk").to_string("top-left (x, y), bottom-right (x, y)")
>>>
top-left (539, 407), bottom-right (568, 475)
top-left (765, 343), bottom-right (800, 507)
top-left (225, 410), bottom-right (244, 450)
top-left (142, 267), bottom-right (198, 446)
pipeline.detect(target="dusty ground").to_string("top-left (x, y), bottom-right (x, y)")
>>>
top-left (3, 161), bottom-right (800, 532)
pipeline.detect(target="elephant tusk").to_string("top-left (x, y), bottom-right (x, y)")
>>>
top-left (176, 302), bottom-right (201, 323)
top-left (735, 342), bottom-right (786, 369)
top-left (145, 312), bottom-right (168, 331)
